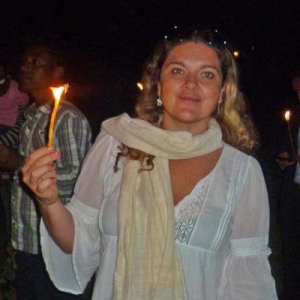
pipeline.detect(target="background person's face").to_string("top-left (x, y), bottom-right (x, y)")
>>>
top-left (20, 46), bottom-right (56, 95)
top-left (291, 76), bottom-right (300, 101)
top-left (292, 77), bottom-right (300, 93)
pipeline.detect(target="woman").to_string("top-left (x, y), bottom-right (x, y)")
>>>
top-left (22, 30), bottom-right (277, 300)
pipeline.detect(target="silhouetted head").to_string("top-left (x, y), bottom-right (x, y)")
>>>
top-left (20, 42), bottom-right (66, 106)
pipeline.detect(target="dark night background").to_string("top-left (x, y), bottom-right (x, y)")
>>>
top-left (1, 0), bottom-right (300, 154)
top-left (1, 1), bottom-right (300, 297)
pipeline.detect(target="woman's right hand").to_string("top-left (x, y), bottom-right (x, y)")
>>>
top-left (22, 147), bottom-right (61, 205)
top-left (23, 147), bottom-right (75, 253)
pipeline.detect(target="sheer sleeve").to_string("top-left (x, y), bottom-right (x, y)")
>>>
top-left (41, 200), bottom-right (100, 294)
top-left (41, 130), bottom-right (119, 294)
top-left (218, 157), bottom-right (278, 300)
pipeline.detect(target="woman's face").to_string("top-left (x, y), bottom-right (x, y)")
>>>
top-left (158, 42), bottom-right (224, 134)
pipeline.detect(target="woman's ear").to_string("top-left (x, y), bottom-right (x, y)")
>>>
top-left (218, 85), bottom-right (226, 104)
top-left (157, 83), bottom-right (161, 98)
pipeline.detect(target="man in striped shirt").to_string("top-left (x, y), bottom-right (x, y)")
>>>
top-left (0, 42), bottom-right (92, 299)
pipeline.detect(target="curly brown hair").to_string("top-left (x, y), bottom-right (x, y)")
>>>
top-left (135, 29), bottom-right (259, 153)
top-left (114, 30), bottom-right (260, 172)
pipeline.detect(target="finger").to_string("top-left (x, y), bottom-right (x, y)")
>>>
top-left (23, 164), bottom-right (56, 187)
top-left (36, 169), bottom-right (57, 185)
top-left (22, 148), bottom-right (50, 173)
top-left (24, 169), bottom-right (57, 200)
top-left (22, 147), bottom-right (59, 172)
top-left (22, 152), bottom-right (60, 184)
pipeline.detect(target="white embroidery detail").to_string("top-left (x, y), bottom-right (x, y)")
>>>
top-left (231, 236), bottom-right (271, 257)
top-left (175, 178), bottom-right (211, 244)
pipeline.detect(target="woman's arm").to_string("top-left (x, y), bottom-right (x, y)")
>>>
top-left (22, 146), bottom-right (75, 253)
top-left (218, 156), bottom-right (278, 299)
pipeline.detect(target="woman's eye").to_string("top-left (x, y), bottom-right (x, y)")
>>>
top-left (202, 72), bottom-right (215, 79)
top-left (171, 68), bottom-right (184, 75)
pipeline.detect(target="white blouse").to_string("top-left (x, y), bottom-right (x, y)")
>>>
top-left (41, 130), bottom-right (278, 300)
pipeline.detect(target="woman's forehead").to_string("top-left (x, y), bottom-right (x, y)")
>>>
top-left (164, 42), bottom-right (220, 66)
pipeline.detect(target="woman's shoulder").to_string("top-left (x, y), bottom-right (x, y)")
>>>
top-left (216, 145), bottom-right (265, 201)
top-left (85, 129), bottom-right (122, 164)
top-left (223, 143), bottom-right (252, 159)
top-left (93, 129), bottom-right (120, 149)
top-left (77, 130), bottom-right (121, 184)
top-left (222, 143), bottom-right (261, 173)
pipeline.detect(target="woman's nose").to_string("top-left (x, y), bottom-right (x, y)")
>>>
top-left (184, 74), bottom-right (198, 91)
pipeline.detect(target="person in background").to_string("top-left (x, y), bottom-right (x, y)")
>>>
top-left (0, 56), bottom-right (29, 135)
top-left (0, 41), bottom-right (92, 300)
top-left (276, 71), bottom-right (300, 300)
top-left (22, 30), bottom-right (277, 300)
top-left (0, 55), bottom-right (28, 261)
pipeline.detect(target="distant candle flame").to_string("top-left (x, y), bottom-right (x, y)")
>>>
top-left (137, 82), bottom-right (143, 90)
top-left (284, 110), bottom-right (296, 159)
top-left (48, 84), bottom-right (69, 147)
top-left (233, 51), bottom-right (240, 58)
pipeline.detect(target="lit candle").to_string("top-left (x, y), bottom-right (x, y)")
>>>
top-left (284, 110), bottom-right (296, 160)
top-left (48, 84), bottom-right (69, 147)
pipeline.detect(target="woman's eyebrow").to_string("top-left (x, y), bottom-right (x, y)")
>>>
top-left (164, 61), bottom-right (185, 68)
top-left (199, 64), bottom-right (221, 74)
top-left (164, 61), bottom-right (221, 74)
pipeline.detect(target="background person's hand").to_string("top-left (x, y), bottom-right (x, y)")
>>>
top-left (0, 144), bottom-right (25, 170)
top-left (22, 147), bottom-right (61, 205)
top-left (276, 152), bottom-right (295, 169)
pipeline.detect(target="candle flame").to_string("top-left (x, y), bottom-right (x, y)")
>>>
top-left (285, 110), bottom-right (291, 121)
top-left (47, 84), bottom-right (69, 147)
top-left (50, 84), bottom-right (69, 101)
top-left (233, 51), bottom-right (240, 58)
top-left (137, 82), bottom-right (143, 90)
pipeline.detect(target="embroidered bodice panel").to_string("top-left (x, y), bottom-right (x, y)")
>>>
top-left (175, 176), bottom-right (211, 244)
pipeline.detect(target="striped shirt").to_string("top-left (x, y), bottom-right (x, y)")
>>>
top-left (11, 100), bottom-right (92, 254)
top-left (0, 105), bottom-right (27, 180)
top-left (0, 105), bottom-right (27, 148)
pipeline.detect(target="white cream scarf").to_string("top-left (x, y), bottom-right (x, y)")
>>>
top-left (102, 113), bottom-right (223, 300)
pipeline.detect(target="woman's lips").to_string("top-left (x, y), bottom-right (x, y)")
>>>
top-left (178, 95), bottom-right (200, 102)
